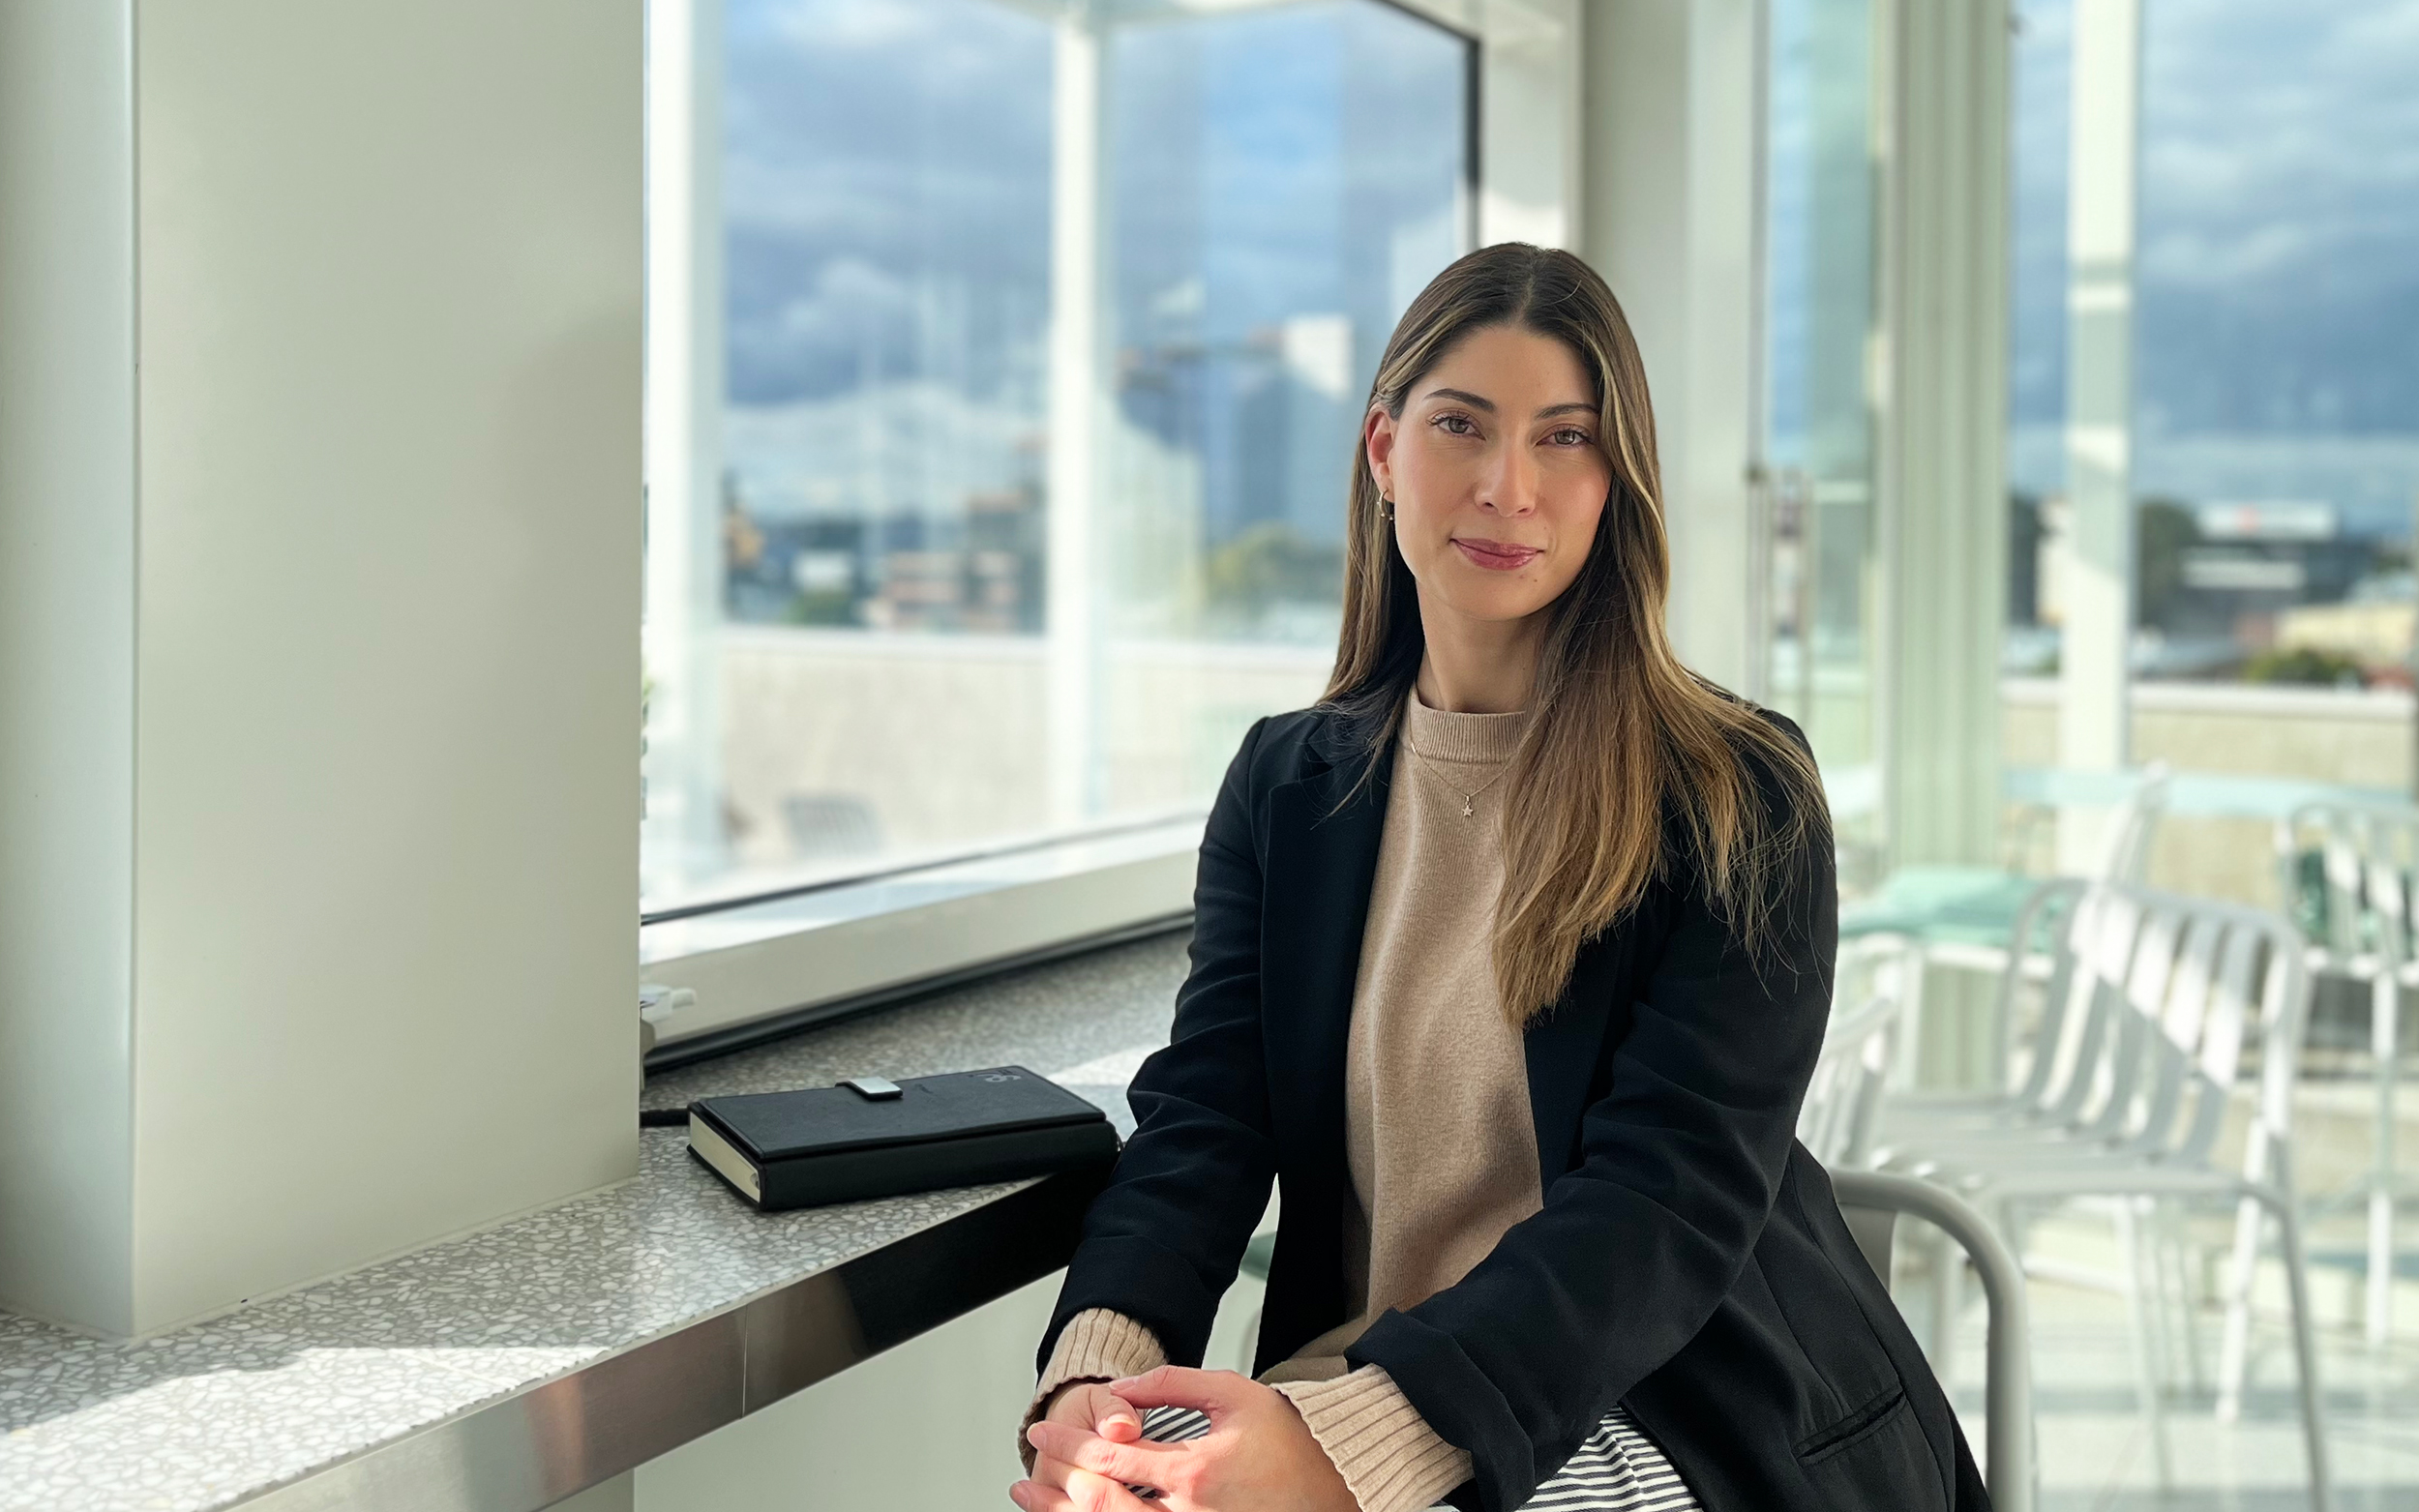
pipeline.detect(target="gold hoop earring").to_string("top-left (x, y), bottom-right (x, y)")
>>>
top-left (1380, 495), bottom-right (1395, 521)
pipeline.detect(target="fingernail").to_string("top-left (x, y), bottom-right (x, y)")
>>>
top-left (1026, 1424), bottom-right (1045, 1445)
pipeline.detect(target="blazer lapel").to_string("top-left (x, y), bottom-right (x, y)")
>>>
top-left (1259, 722), bottom-right (1392, 1163)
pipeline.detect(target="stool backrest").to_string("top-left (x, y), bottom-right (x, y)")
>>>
top-left (1988, 880), bottom-right (2309, 1175)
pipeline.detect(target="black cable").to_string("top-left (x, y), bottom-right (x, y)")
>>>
top-left (640, 1106), bottom-right (691, 1128)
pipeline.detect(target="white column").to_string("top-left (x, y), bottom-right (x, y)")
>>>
top-left (1876, 0), bottom-right (2015, 1090)
top-left (2057, 0), bottom-right (2142, 831)
top-left (1579, 0), bottom-right (1762, 695)
top-left (643, 0), bottom-right (731, 895)
top-left (1047, 7), bottom-right (1109, 826)
top-left (0, 0), bottom-right (641, 1337)
top-left (1877, 0), bottom-right (2013, 869)
top-left (0, 0), bottom-right (141, 1333)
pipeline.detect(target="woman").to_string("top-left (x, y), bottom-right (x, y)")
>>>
top-left (1011, 244), bottom-right (1985, 1512)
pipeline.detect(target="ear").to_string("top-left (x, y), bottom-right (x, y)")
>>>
top-left (1363, 404), bottom-right (1399, 499)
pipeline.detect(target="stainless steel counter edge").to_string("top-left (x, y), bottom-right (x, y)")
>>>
top-left (229, 1169), bottom-right (1105, 1512)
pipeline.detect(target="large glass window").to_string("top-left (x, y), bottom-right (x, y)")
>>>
top-left (643, 0), bottom-right (1471, 914)
top-left (2005, 0), bottom-right (2419, 903)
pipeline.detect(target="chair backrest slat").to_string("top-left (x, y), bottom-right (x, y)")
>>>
top-left (2003, 879), bottom-right (2089, 1109)
top-left (2045, 889), bottom-right (2146, 1128)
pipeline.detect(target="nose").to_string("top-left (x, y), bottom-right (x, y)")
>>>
top-left (1477, 436), bottom-right (1539, 518)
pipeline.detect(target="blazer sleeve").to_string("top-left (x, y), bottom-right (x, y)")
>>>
top-left (1346, 726), bottom-right (1837, 1512)
top-left (1036, 718), bottom-right (1282, 1374)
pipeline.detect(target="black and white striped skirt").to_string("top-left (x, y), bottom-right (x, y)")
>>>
top-left (1138, 1402), bottom-right (1699, 1510)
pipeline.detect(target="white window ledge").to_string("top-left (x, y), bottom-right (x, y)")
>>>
top-left (640, 817), bottom-right (1203, 1060)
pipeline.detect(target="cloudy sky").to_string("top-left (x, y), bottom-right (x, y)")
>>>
top-left (718, 0), bottom-right (1464, 539)
top-left (721, 0), bottom-right (2418, 534)
top-left (2013, 0), bottom-right (2419, 445)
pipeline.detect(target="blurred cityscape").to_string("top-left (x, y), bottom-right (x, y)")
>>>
top-left (2005, 489), bottom-right (2419, 687)
top-left (718, 313), bottom-right (1359, 643)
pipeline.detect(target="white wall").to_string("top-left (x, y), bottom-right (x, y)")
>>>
top-left (0, 0), bottom-right (141, 1333)
top-left (0, 0), bottom-right (643, 1337)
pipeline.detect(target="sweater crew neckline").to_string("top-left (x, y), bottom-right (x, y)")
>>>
top-left (1401, 693), bottom-right (1529, 768)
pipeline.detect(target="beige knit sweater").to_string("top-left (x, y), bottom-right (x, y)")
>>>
top-left (1030, 697), bottom-right (1538, 1512)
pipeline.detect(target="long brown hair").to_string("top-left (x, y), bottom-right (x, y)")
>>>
top-left (1324, 243), bottom-right (1828, 1023)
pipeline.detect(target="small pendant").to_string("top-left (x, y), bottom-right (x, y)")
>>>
top-left (1461, 797), bottom-right (1475, 817)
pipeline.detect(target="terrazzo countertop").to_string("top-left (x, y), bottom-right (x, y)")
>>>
top-left (0, 932), bottom-right (1190, 1512)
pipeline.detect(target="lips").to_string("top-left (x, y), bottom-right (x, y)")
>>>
top-left (1451, 537), bottom-right (1542, 572)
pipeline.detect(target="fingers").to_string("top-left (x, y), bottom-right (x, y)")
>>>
top-left (1010, 1477), bottom-right (1076, 1512)
top-left (1011, 1468), bottom-right (1155, 1512)
top-left (1095, 1397), bottom-right (1143, 1443)
top-left (1029, 1451), bottom-right (1080, 1493)
top-left (1027, 1421), bottom-right (1181, 1488)
top-left (1063, 1383), bottom-right (1143, 1441)
top-left (1108, 1364), bottom-right (1251, 1416)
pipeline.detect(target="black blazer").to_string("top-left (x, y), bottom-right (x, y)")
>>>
top-left (1041, 706), bottom-right (1986, 1512)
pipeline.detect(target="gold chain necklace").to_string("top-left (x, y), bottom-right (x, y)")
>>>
top-left (1400, 737), bottom-right (1509, 818)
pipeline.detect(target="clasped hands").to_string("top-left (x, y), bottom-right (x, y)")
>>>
top-left (1012, 1366), bottom-right (1359, 1512)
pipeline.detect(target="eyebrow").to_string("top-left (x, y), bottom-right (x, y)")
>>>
top-left (1420, 387), bottom-right (1596, 420)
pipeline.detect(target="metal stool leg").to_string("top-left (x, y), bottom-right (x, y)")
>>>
top-left (1926, 1226), bottom-right (1962, 1376)
top-left (2116, 1198), bottom-right (2174, 1485)
top-left (2180, 1208), bottom-right (2211, 1394)
top-left (2258, 1182), bottom-right (2334, 1512)
top-left (2219, 1189), bottom-right (2262, 1422)
top-left (2368, 969), bottom-right (2400, 1349)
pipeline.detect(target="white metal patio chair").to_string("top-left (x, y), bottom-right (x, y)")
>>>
top-left (1874, 883), bottom-right (2330, 1510)
top-left (1839, 767), bottom-right (2169, 1035)
top-left (2276, 799), bottom-right (2418, 1348)
top-left (1864, 877), bottom-right (2091, 1146)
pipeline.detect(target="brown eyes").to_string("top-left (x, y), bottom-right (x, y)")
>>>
top-left (1428, 414), bottom-right (1594, 448)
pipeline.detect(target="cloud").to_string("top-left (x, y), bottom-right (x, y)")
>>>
top-left (2007, 0), bottom-right (2419, 438)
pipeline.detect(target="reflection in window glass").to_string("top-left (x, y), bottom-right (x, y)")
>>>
top-left (720, 0), bottom-right (1052, 637)
top-left (644, 0), bottom-right (1469, 910)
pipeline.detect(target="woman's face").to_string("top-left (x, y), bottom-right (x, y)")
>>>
top-left (1364, 323), bottom-right (1612, 628)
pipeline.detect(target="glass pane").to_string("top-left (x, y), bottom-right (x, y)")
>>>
top-left (1103, 3), bottom-right (1470, 812)
top-left (643, 0), bottom-right (1471, 912)
top-left (1761, 0), bottom-right (1884, 884)
top-left (2006, 0), bottom-right (2419, 902)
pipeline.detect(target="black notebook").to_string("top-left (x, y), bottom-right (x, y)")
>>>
top-left (686, 1066), bottom-right (1120, 1211)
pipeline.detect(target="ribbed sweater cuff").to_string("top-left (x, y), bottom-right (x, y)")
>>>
top-left (1021, 1309), bottom-right (1167, 1472)
top-left (1273, 1364), bottom-right (1472, 1512)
